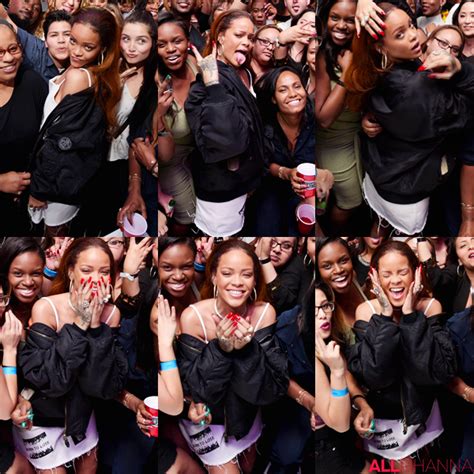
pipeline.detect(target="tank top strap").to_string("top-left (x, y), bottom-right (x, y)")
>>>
top-left (189, 304), bottom-right (208, 344)
top-left (79, 67), bottom-right (93, 88)
top-left (104, 305), bottom-right (117, 326)
top-left (366, 299), bottom-right (377, 315)
top-left (424, 298), bottom-right (436, 315)
top-left (41, 297), bottom-right (60, 331)
top-left (254, 302), bottom-right (270, 332)
top-left (186, 57), bottom-right (199, 76)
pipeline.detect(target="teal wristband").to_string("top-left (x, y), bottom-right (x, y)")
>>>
top-left (2, 366), bottom-right (17, 375)
top-left (160, 360), bottom-right (178, 371)
top-left (331, 387), bottom-right (349, 397)
top-left (194, 262), bottom-right (206, 273)
top-left (43, 266), bottom-right (57, 278)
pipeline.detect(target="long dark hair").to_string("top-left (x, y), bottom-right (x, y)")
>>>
top-left (318, 0), bottom-right (357, 83)
top-left (71, 8), bottom-right (122, 129)
top-left (0, 238), bottom-right (45, 276)
top-left (256, 65), bottom-right (306, 125)
top-left (453, 0), bottom-right (474, 26)
top-left (123, 9), bottom-right (158, 136)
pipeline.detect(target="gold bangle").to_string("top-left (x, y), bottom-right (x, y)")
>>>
top-left (463, 386), bottom-right (473, 402)
top-left (296, 389), bottom-right (308, 405)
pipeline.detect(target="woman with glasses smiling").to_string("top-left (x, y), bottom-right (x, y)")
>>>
top-left (0, 20), bottom-right (48, 236)
top-left (250, 25), bottom-right (283, 81)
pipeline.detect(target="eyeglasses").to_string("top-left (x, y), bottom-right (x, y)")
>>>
top-left (256, 37), bottom-right (278, 50)
top-left (0, 295), bottom-right (10, 306)
top-left (316, 302), bottom-right (335, 314)
top-left (433, 37), bottom-right (462, 56)
top-left (107, 239), bottom-right (125, 248)
top-left (0, 44), bottom-right (22, 60)
top-left (271, 240), bottom-right (294, 252)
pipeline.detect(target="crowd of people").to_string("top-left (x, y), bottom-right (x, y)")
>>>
top-left (315, 0), bottom-right (474, 236)
top-left (0, 0), bottom-right (319, 237)
top-left (315, 237), bottom-right (474, 473)
top-left (0, 236), bottom-right (315, 473)
top-left (0, 236), bottom-right (159, 473)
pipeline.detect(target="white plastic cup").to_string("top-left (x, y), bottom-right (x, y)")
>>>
top-left (122, 213), bottom-right (148, 237)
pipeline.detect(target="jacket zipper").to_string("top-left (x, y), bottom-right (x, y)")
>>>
top-left (179, 340), bottom-right (202, 354)
top-left (400, 386), bottom-right (407, 435)
top-left (63, 404), bottom-right (70, 447)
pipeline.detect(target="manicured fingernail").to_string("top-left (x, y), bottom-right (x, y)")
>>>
top-left (417, 65), bottom-right (426, 72)
top-left (21, 422), bottom-right (27, 428)
top-left (371, 33), bottom-right (378, 40)
top-left (232, 321), bottom-right (238, 327)
top-left (199, 420), bottom-right (206, 426)
top-left (379, 30), bottom-right (384, 37)
top-left (381, 22), bottom-right (386, 28)
top-left (165, 74), bottom-right (171, 80)
top-left (428, 73), bottom-right (436, 79)
top-left (81, 278), bottom-right (84, 284)
top-left (88, 277), bottom-right (92, 282)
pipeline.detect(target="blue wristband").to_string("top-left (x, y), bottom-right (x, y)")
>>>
top-left (331, 387), bottom-right (349, 397)
top-left (43, 266), bottom-right (57, 278)
top-left (194, 262), bottom-right (206, 273)
top-left (2, 366), bottom-right (17, 375)
top-left (160, 360), bottom-right (178, 371)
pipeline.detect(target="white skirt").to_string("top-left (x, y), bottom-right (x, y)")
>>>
top-left (179, 411), bottom-right (262, 466)
top-left (363, 174), bottom-right (429, 235)
top-left (194, 195), bottom-right (246, 236)
top-left (364, 400), bottom-right (443, 460)
top-left (13, 413), bottom-right (99, 470)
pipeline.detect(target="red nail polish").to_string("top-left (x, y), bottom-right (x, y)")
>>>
top-left (88, 276), bottom-right (92, 282)
top-left (417, 65), bottom-right (426, 72)
top-left (80, 278), bottom-right (84, 284)
top-left (372, 33), bottom-right (378, 40)
top-left (232, 321), bottom-right (238, 327)
top-left (89, 281), bottom-right (94, 288)
top-left (379, 31), bottom-right (385, 37)
top-left (428, 73), bottom-right (436, 79)
top-left (381, 22), bottom-right (386, 28)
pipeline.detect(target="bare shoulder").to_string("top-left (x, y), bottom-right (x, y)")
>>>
top-left (180, 301), bottom-right (208, 337)
top-left (253, 301), bottom-right (276, 328)
top-left (30, 296), bottom-right (59, 330)
top-left (61, 68), bottom-right (93, 96)
top-left (355, 300), bottom-right (376, 323)
top-left (418, 298), bottom-right (442, 318)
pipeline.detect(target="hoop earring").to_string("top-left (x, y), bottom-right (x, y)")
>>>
top-left (457, 264), bottom-right (465, 277)
top-left (69, 279), bottom-right (74, 294)
top-left (381, 52), bottom-right (388, 70)
top-left (98, 50), bottom-right (105, 66)
top-left (303, 254), bottom-right (311, 267)
top-left (251, 288), bottom-right (257, 301)
top-left (213, 284), bottom-right (218, 299)
top-left (217, 42), bottom-right (223, 58)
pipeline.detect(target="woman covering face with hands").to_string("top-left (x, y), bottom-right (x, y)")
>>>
top-left (15, 238), bottom-right (128, 474)
top-left (178, 239), bottom-right (289, 473)
top-left (347, 241), bottom-right (456, 473)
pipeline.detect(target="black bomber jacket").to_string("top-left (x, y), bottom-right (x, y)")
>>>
top-left (29, 87), bottom-right (108, 205)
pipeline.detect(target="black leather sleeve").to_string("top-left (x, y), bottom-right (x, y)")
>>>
top-left (77, 324), bottom-right (128, 399)
top-left (348, 315), bottom-right (400, 390)
top-left (19, 322), bottom-right (89, 397)
top-left (399, 311), bottom-right (457, 385)
top-left (230, 325), bottom-right (289, 405)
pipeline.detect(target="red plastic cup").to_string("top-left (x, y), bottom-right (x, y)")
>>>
top-left (123, 213), bottom-right (148, 237)
top-left (144, 396), bottom-right (158, 437)
top-left (296, 163), bottom-right (316, 198)
top-left (296, 204), bottom-right (315, 235)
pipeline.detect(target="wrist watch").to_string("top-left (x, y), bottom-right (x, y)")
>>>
top-left (120, 271), bottom-right (140, 281)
